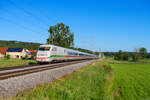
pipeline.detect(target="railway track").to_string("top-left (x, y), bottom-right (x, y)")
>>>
top-left (0, 60), bottom-right (92, 80)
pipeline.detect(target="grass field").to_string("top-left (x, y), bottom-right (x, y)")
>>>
top-left (2, 59), bottom-right (150, 100)
top-left (0, 59), bottom-right (37, 67)
top-left (110, 64), bottom-right (150, 100)
top-left (139, 59), bottom-right (150, 63)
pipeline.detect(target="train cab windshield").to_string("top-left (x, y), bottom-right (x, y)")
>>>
top-left (38, 47), bottom-right (51, 51)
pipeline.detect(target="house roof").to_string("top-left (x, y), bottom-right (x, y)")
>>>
top-left (28, 49), bottom-right (36, 53)
top-left (0, 47), bottom-right (8, 55)
top-left (28, 49), bottom-right (36, 55)
top-left (7, 48), bottom-right (23, 52)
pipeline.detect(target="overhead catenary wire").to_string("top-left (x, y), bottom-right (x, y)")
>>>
top-left (0, 16), bottom-right (42, 35)
top-left (7, 0), bottom-right (50, 27)
top-left (24, 0), bottom-right (57, 23)
top-left (1, 8), bottom-right (48, 31)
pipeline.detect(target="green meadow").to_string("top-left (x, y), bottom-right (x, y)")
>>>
top-left (110, 63), bottom-right (150, 100)
top-left (0, 59), bottom-right (37, 67)
top-left (2, 59), bottom-right (150, 100)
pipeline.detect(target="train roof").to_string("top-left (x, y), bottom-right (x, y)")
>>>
top-left (39, 44), bottom-right (97, 57)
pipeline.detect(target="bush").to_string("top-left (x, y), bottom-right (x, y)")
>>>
top-left (146, 53), bottom-right (150, 59)
top-left (114, 50), bottom-right (129, 61)
top-left (21, 55), bottom-right (29, 60)
top-left (5, 54), bottom-right (10, 59)
top-left (132, 53), bottom-right (141, 62)
top-left (122, 53), bottom-right (129, 61)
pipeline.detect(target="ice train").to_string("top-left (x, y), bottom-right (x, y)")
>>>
top-left (36, 44), bottom-right (97, 63)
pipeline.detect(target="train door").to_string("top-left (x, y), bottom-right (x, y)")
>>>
top-left (51, 46), bottom-right (57, 60)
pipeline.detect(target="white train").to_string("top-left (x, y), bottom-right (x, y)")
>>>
top-left (36, 44), bottom-right (97, 63)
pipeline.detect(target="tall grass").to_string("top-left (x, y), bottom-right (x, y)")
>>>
top-left (11, 60), bottom-right (113, 100)
top-left (110, 64), bottom-right (150, 100)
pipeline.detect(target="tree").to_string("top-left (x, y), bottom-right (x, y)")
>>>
top-left (147, 53), bottom-right (150, 59)
top-left (139, 47), bottom-right (147, 59)
top-left (122, 53), bottom-right (129, 61)
top-left (114, 50), bottom-right (129, 61)
top-left (47, 22), bottom-right (74, 48)
top-left (132, 48), bottom-right (141, 62)
top-left (132, 53), bottom-right (141, 62)
top-left (114, 50), bottom-right (123, 60)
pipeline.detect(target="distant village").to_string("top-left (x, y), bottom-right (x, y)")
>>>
top-left (0, 47), bottom-right (36, 59)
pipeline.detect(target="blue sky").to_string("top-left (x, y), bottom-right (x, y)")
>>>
top-left (0, 0), bottom-right (150, 52)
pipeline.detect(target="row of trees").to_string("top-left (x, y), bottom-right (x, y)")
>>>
top-left (0, 40), bottom-right (40, 50)
top-left (114, 48), bottom-right (148, 62)
top-left (114, 50), bottom-right (129, 61)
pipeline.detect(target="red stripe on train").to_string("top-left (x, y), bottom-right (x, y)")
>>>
top-left (36, 57), bottom-right (48, 59)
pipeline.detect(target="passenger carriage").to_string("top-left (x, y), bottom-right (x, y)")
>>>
top-left (36, 44), bottom-right (97, 63)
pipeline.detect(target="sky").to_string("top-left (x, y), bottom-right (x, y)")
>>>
top-left (0, 0), bottom-right (150, 52)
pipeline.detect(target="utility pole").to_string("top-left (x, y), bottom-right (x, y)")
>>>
top-left (91, 35), bottom-right (95, 55)
top-left (99, 48), bottom-right (101, 58)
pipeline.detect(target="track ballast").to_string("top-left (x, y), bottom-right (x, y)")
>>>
top-left (0, 60), bottom-right (92, 80)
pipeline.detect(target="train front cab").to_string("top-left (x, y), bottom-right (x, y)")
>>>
top-left (36, 46), bottom-right (52, 63)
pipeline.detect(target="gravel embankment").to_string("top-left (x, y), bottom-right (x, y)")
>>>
top-left (0, 60), bottom-right (94, 98)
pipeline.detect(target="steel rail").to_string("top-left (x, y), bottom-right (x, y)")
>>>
top-left (0, 59), bottom-right (92, 71)
top-left (0, 60), bottom-right (92, 80)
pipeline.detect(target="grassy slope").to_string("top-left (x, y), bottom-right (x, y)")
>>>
top-left (111, 64), bottom-right (150, 100)
top-left (11, 60), bottom-right (113, 100)
top-left (0, 40), bottom-right (40, 50)
top-left (0, 59), bottom-right (37, 67)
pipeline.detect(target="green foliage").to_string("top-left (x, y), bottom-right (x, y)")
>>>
top-left (104, 52), bottom-right (117, 57)
top-left (47, 22), bottom-right (74, 48)
top-left (147, 53), bottom-right (150, 59)
top-left (5, 54), bottom-right (10, 59)
top-left (21, 55), bottom-right (29, 60)
top-left (132, 52), bottom-right (141, 62)
top-left (114, 48), bottom-right (148, 62)
top-left (139, 47), bottom-right (147, 59)
top-left (71, 47), bottom-right (93, 54)
top-left (114, 50), bottom-right (129, 61)
top-left (122, 53), bottom-right (129, 61)
top-left (0, 40), bottom-right (40, 50)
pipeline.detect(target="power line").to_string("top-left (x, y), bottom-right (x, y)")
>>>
top-left (7, 0), bottom-right (50, 27)
top-left (0, 16), bottom-right (42, 35)
top-left (1, 8), bottom-right (47, 31)
top-left (25, 0), bottom-right (56, 23)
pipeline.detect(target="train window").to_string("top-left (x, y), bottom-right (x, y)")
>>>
top-left (52, 47), bottom-right (57, 51)
top-left (68, 51), bottom-right (75, 55)
top-left (39, 47), bottom-right (50, 51)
